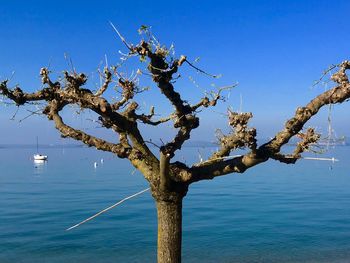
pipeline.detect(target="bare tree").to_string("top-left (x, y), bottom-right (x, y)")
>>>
top-left (1, 27), bottom-right (350, 263)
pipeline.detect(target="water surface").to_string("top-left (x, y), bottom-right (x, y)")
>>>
top-left (0, 146), bottom-right (350, 262)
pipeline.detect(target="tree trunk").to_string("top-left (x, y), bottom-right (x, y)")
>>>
top-left (156, 197), bottom-right (183, 263)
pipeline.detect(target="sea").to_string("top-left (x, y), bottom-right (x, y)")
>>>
top-left (1, 145), bottom-right (350, 263)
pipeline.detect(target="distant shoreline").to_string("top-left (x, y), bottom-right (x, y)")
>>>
top-left (0, 140), bottom-right (348, 149)
top-left (0, 144), bottom-right (85, 149)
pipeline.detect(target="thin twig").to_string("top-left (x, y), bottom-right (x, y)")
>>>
top-left (303, 157), bottom-right (338, 162)
top-left (185, 59), bottom-right (221, 78)
top-left (64, 53), bottom-right (76, 74)
top-left (145, 140), bottom-right (161, 149)
top-left (18, 109), bottom-right (43, 122)
top-left (10, 106), bottom-right (19, 120)
top-left (109, 22), bottom-right (132, 50)
top-left (239, 93), bottom-right (243, 113)
top-left (313, 64), bottom-right (337, 87)
top-left (66, 187), bottom-right (150, 231)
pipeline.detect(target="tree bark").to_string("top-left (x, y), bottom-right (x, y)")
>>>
top-left (156, 197), bottom-right (183, 263)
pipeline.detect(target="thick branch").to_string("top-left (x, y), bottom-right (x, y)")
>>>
top-left (209, 111), bottom-right (257, 161)
top-left (189, 151), bottom-right (267, 182)
top-left (111, 78), bottom-right (135, 111)
top-left (188, 62), bottom-right (350, 183)
top-left (162, 115), bottom-right (199, 157)
top-left (0, 81), bottom-right (55, 105)
top-left (262, 85), bottom-right (350, 154)
top-left (139, 46), bottom-right (200, 155)
top-left (47, 101), bottom-right (131, 158)
top-left (47, 99), bottom-right (158, 180)
top-left (134, 41), bottom-right (192, 117)
top-left (2, 71), bottom-right (160, 181)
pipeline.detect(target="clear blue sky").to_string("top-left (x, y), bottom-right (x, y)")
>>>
top-left (1, 0), bottom-right (349, 145)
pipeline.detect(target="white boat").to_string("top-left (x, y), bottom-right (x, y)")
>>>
top-left (33, 137), bottom-right (48, 161)
top-left (33, 154), bottom-right (48, 161)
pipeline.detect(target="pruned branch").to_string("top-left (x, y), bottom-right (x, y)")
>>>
top-left (132, 41), bottom-right (192, 117)
top-left (207, 111), bottom-right (257, 161)
top-left (262, 62), bottom-right (350, 155)
top-left (0, 80), bottom-right (54, 105)
top-left (1, 67), bottom-right (159, 181)
top-left (40, 67), bottom-right (57, 88)
top-left (191, 84), bottom-right (237, 112)
top-left (135, 107), bottom-right (173, 126)
top-left (187, 61), bottom-right (350, 183)
top-left (111, 78), bottom-right (136, 111)
top-left (95, 67), bottom-right (112, 96)
top-left (47, 101), bottom-right (131, 157)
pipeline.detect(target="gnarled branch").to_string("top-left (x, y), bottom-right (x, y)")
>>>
top-left (95, 67), bottom-right (112, 96)
top-left (187, 62), bottom-right (350, 183)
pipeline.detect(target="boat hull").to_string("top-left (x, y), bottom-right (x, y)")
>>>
top-left (33, 154), bottom-right (48, 161)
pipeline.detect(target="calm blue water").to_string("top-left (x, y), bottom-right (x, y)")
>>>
top-left (1, 146), bottom-right (350, 262)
